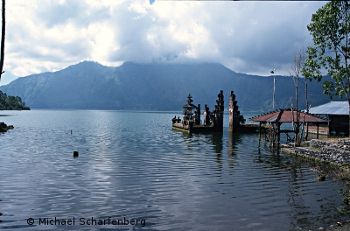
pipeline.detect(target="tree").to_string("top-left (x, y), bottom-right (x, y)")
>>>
top-left (302, 1), bottom-right (350, 136)
top-left (0, 0), bottom-right (5, 80)
top-left (0, 90), bottom-right (29, 110)
top-left (286, 52), bottom-right (306, 112)
top-left (286, 52), bottom-right (308, 146)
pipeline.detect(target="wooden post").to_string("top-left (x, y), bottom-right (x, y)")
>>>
top-left (277, 122), bottom-right (281, 147)
top-left (259, 121), bottom-right (262, 141)
top-left (197, 103), bottom-right (200, 125)
top-left (272, 123), bottom-right (275, 147)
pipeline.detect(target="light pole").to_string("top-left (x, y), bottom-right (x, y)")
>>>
top-left (271, 69), bottom-right (276, 111)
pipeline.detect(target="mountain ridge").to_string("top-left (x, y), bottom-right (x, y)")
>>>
top-left (0, 61), bottom-right (339, 111)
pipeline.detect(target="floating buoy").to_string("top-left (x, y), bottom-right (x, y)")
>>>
top-left (73, 151), bottom-right (79, 158)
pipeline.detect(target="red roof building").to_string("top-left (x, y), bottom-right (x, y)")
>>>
top-left (250, 109), bottom-right (328, 123)
top-left (249, 109), bottom-right (328, 143)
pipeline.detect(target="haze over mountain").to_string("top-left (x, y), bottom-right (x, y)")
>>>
top-left (0, 61), bottom-right (338, 112)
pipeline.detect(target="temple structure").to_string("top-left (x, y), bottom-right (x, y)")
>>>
top-left (229, 91), bottom-right (245, 132)
top-left (172, 90), bottom-right (260, 134)
top-left (171, 90), bottom-right (330, 146)
top-left (172, 91), bottom-right (224, 133)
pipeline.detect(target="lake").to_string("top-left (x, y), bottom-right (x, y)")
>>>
top-left (0, 110), bottom-right (349, 230)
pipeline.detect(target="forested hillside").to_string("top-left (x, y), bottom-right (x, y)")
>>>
top-left (0, 61), bottom-right (339, 112)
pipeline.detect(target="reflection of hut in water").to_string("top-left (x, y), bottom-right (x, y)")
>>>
top-left (172, 91), bottom-right (224, 133)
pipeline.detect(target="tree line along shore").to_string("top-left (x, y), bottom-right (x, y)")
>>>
top-left (0, 90), bottom-right (30, 110)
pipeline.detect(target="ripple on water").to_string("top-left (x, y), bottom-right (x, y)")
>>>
top-left (0, 110), bottom-right (349, 230)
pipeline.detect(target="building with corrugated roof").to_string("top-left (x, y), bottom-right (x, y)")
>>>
top-left (308, 101), bottom-right (349, 136)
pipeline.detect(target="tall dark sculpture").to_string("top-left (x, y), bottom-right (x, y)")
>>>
top-left (172, 90), bottom-right (224, 133)
top-left (229, 91), bottom-right (245, 132)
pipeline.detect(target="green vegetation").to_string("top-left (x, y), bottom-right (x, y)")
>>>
top-left (302, 1), bottom-right (350, 136)
top-left (0, 90), bottom-right (29, 110)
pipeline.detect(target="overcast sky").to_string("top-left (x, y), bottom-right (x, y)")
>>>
top-left (0, 0), bottom-right (327, 85)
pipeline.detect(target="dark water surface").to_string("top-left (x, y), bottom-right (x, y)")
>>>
top-left (0, 110), bottom-right (349, 230)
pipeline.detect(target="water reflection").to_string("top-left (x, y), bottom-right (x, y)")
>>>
top-left (210, 132), bottom-right (223, 154)
top-left (1, 110), bottom-right (350, 230)
top-left (248, 134), bottom-right (350, 230)
top-left (179, 131), bottom-right (224, 155)
top-left (264, 150), bottom-right (347, 230)
top-left (228, 132), bottom-right (243, 155)
top-left (180, 131), bottom-right (245, 157)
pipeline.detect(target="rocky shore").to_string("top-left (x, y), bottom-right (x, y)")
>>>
top-left (0, 122), bottom-right (13, 132)
top-left (282, 138), bottom-right (350, 169)
top-left (325, 222), bottom-right (350, 230)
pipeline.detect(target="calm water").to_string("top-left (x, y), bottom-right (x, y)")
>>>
top-left (0, 110), bottom-right (349, 230)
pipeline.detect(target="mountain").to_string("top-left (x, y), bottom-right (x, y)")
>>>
top-left (0, 61), bottom-right (339, 111)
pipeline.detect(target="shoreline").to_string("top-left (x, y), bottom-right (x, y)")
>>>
top-left (282, 138), bottom-right (350, 231)
top-left (325, 222), bottom-right (350, 230)
top-left (281, 138), bottom-right (350, 170)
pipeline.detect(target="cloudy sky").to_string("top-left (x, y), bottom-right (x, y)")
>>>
top-left (0, 0), bottom-right (326, 85)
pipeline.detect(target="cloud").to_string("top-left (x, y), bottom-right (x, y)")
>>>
top-left (2, 0), bottom-right (327, 80)
top-left (200, 1), bottom-right (324, 75)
